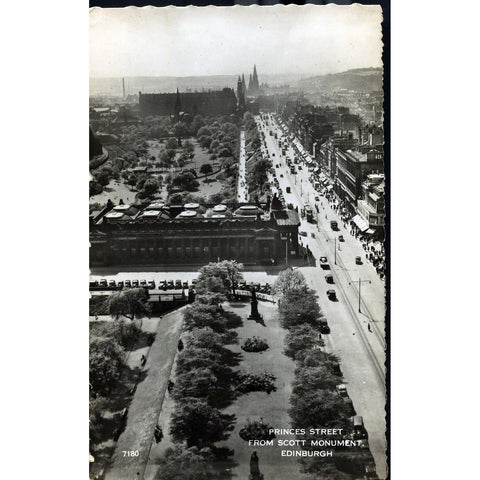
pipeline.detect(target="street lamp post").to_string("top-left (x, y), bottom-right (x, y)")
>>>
top-left (349, 278), bottom-right (371, 313)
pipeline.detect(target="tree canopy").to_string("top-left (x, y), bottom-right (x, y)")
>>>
top-left (89, 338), bottom-right (125, 394)
top-left (170, 399), bottom-right (229, 448)
top-left (273, 268), bottom-right (308, 297)
top-left (107, 288), bottom-right (151, 321)
top-left (278, 288), bottom-right (323, 328)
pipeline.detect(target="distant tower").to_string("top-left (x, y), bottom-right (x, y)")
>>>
top-left (252, 65), bottom-right (260, 92)
top-left (248, 73), bottom-right (253, 92)
top-left (122, 77), bottom-right (126, 100)
top-left (237, 76), bottom-right (245, 108)
top-left (242, 74), bottom-right (246, 97)
top-left (174, 88), bottom-right (181, 121)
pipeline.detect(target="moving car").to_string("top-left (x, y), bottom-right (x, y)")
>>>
top-left (338, 235), bottom-right (344, 242)
top-left (355, 256), bottom-right (362, 265)
top-left (299, 231), bottom-right (307, 237)
top-left (325, 274), bottom-right (334, 284)
top-left (286, 186), bottom-right (291, 193)
top-left (330, 220), bottom-right (338, 230)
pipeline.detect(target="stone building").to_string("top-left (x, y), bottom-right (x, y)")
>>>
top-left (90, 202), bottom-right (300, 268)
top-left (138, 88), bottom-right (237, 116)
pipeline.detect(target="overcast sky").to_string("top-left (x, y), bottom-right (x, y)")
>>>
top-left (90, 5), bottom-right (383, 78)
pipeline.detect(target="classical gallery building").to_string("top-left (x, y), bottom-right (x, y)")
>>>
top-left (90, 202), bottom-right (300, 268)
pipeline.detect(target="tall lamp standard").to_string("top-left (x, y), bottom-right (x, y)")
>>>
top-left (349, 278), bottom-right (371, 313)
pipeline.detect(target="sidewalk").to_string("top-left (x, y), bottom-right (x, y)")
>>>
top-left (103, 309), bottom-right (185, 480)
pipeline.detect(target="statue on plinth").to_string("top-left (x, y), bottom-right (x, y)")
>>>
top-left (248, 286), bottom-right (262, 321)
top-left (249, 451), bottom-right (264, 480)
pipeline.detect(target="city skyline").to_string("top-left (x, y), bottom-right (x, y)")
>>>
top-left (90, 5), bottom-right (383, 78)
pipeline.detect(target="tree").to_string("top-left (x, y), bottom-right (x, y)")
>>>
top-left (176, 347), bottom-right (225, 377)
top-left (156, 446), bottom-right (225, 480)
top-left (173, 121), bottom-right (190, 139)
top-left (273, 268), bottom-right (308, 297)
top-left (107, 288), bottom-right (151, 321)
top-left (89, 338), bottom-right (125, 394)
top-left (169, 192), bottom-right (183, 204)
top-left (169, 399), bottom-right (229, 447)
top-left (142, 178), bottom-right (159, 197)
top-left (166, 137), bottom-right (178, 150)
top-left (183, 139), bottom-right (195, 154)
top-left (278, 288), bottom-right (323, 328)
top-left (96, 170), bottom-right (110, 187)
top-left (172, 367), bottom-right (219, 401)
top-left (197, 261), bottom-right (244, 296)
top-left (197, 126), bottom-right (212, 138)
top-left (249, 158), bottom-right (271, 191)
top-left (187, 327), bottom-right (225, 352)
top-left (289, 389), bottom-right (351, 429)
top-left (284, 324), bottom-right (320, 359)
top-left (171, 171), bottom-right (199, 191)
top-left (292, 365), bottom-right (339, 397)
top-left (89, 395), bottom-right (108, 445)
top-left (183, 303), bottom-right (227, 333)
top-left (199, 163), bottom-right (213, 175)
top-left (127, 173), bottom-right (137, 186)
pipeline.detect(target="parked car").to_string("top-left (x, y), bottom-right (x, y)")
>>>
top-left (338, 235), bottom-right (344, 242)
top-left (167, 280), bottom-right (174, 289)
top-left (89, 281), bottom-right (99, 289)
top-left (330, 220), bottom-right (338, 230)
top-left (147, 280), bottom-right (155, 289)
top-left (320, 319), bottom-right (330, 334)
top-left (139, 280), bottom-right (147, 287)
top-left (286, 186), bottom-right (291, 193)
top-left (99, 279), bottom-right (108, 287)
top-left (132, 280), bottom-right (139, 287)
top-left (327, 289), bottom-right (337, 300)
top-left (299, 231), bottom-right (307, 237)
top-left (124, 280), bottom-right (131, 288)
top-left (355, 256), bottom-right (362, 265)
top-left (159, 280), bottom-right (167, 290)
top-left (325, 274), bottom-right (334, 284)
top-left (182, 281), bottom-right (189, 289)
top-left (117, 281), bottom-right (124, 289)
top-left (175, 280), bottom-right (182, 289)
top-left (108, 280), bottom-right (116, 288)
top-left (320, 256), bottom-right (328, 263)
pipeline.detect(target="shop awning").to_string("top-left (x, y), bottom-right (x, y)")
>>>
top-left (351, 214), bottom-right (369, 232)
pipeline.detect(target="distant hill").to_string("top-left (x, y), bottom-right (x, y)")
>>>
top-left (90, 73), bottom-right (309, 98)
top-left (297, 67), bottom-right (383, 92)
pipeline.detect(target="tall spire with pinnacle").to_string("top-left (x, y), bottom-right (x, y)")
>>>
top-left (252, 64), bottom-right (259, 91)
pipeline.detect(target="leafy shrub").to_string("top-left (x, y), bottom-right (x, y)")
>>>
top-left (239, 418), bottom-right (276, 442)
top-left (241, 336), bottom-right (269, 352)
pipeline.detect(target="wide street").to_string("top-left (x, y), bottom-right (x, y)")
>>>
top-left (256, 114), bottom-right (387, 479)
top-left (237, 129), bottom-right (248, 202)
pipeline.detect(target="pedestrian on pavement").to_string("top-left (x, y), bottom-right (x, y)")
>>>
top-left (141, 354), bottom-right (146, 367)
top-left (368, 323), bottom-right (372, 332)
